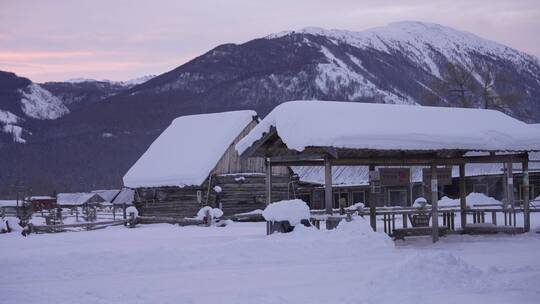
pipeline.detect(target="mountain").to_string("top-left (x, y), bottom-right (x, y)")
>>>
top-left (0, 73), bottom-right (155, 145)
top-left (0, 21), bottom-right (539, 197)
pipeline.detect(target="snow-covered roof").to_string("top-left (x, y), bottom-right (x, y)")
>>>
top-left (91, 189), bottom-right (120, 202)
top-left (111, 188), bottom-right (134, 205)
top-left (27, 196), bottom-right (55, 200)
top-left (294, 153), bottom-right (540, 186)
top-left (123, 110), bottom-right (257, 188)
top-left (236, 101), bottom-right (540, 154)
top-left (57, 193), bottom-right (104, 206)
top-left (0, 200), bottom-right (19, 207)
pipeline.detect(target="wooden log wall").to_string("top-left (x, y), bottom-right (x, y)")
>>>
top-left (134, 186), bottom-right (209, 218)
top-left (213, 174), bottom-right (293, 215)
top-left (133, 174), bottom-right (294, 218)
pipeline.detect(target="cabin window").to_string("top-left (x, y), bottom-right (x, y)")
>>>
top-left (352, 191), bottom-right (365, 205)
top-left (196, 190), bottom-right (202, 204)
top-left (387, 189), bottom-right (408, 207)
top-left (472, 183), bottom-right (488, 195)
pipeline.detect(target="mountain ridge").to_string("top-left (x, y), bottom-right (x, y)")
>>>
top-left (0, 21), bottom-right (539, 197)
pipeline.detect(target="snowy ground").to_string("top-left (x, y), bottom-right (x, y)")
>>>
top-left (2, 217), bottom-right (540, 304)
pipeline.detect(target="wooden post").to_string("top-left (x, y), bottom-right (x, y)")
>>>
top-left (459, 164), bottom-right (467, 229)
top-left (324, 157), bottom-right (333, 215)
top-left (507, 162), bottom-right (515, 208)
top-left (265, 158), bottom-right (272, 206)
top-left (523, 160), bottom-right (530, 232)
top-left (122, 203), bottom-right (127, 220)
top-left (431, 164), bottom-right (439, 243)
top-left (369, 165), bottom-right (377, 231)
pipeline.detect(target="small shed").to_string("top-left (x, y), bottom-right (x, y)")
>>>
top-left (56, 192), bottom-right (105, 208)
top-left (123, 110), bottom-right (291, 218)
top-left (236, 100), bottom-right (540, 242)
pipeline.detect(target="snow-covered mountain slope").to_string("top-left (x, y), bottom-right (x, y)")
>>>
top-left (65, 75), bottom-right (156, 88)
top-left (127, 21), bottom-right (539, 120)
top-left (269, 21), bottom-right (538, 77)
top-left (19, 83), bottom-right (70, 119)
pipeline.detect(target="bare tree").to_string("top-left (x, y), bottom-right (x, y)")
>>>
top-left (440, 62), bottom-right (477, 107)
top-left (476, 61), bottom-right (523, 110)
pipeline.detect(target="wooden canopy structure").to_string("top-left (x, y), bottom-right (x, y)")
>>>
top-left (236, 101), bottom-right (540, 242)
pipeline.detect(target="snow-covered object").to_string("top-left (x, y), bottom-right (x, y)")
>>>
top-left (237, 101), bottom-right (540, 154)
top-left (262, 199), bottom-right (310, 226)
top-left (235, 209), bottom-right (264, 216)
top-left (438, 192), bottom-right (502, 208)
top-left (413, 197), bottom-right (428, 208)
top-left (125, 206), bottom-right (139, 217)
top-left (1, 217), bottom-right (23, 231)
top-left (18, 83), bottom-right (69, 120)
top-left (196, 206), bottom-right (224, 220)
top-left (345, 202), bottom-right (365, 211)
top-left (213, 186), bottom-right (222, 193)
top-left (123, 110), bottom-right (256, 188)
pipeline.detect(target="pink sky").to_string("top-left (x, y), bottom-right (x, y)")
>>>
top-left (1, 0), bottom-right (539, 83)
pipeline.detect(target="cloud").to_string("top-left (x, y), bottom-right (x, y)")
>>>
top-left (0, 51), bottom-right (95, 61)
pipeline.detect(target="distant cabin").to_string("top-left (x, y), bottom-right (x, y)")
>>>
top-left (123, 110), bottom-right (291, 218)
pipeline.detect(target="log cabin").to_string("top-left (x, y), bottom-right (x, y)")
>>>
top-left (123, 110), bottom-right (292, 218)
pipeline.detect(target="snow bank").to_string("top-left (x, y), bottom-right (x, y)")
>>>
top-left (1, 217), bottom-right (23, 232)
top-left (196, 206), bottom-right (224, 220)
top-left (123, 110), bottom-right (256, 188)
top-left (438, 192), bottom-right (502, 208)
top-left (262, 199), bottom-right (310, 226)
top-left (236, 101), bottom-right (540, 154)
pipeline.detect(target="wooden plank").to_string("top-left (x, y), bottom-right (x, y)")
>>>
top-left (523, 160), bottom-right (530, 232)
top-left (507, 162), bottom-right (515, 209)
top-left (459, 163), bottom-right (467, 229)
top-left (266, 159), bottom-right (272, 206)
top-left (369, 164), bottom-right (377, 231)
top-left (431, 164), bottom-right (439, 243)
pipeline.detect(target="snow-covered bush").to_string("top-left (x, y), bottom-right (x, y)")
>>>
top-left (413, 197), bottom-right (428, 208)
top-left (345, 202), bottom-right (365, 211)
top-left (262, 199), bottom-right (310, 226)
top-left (126, 206), bottom-right (139, 217)
top-left (196, 206), bottom-right (223, 220)
top-left (438, 192), bottom-right (502, 208)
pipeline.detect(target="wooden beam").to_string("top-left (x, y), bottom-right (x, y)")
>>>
top-left (369, 165), bottom-right (377, 231)
top-left (431, 163), bottom-right (439, 243)
top-left (269, 154), bottom-right (326, 162)
top-left (459, 164), bottom-right (467, 229)
top-left (324, 158), bottom-right (333, 215)
top-left (507, 162), bottom-right (515, 208)
top-left (523, 160), bottom-right (530, 232)
top-left (265, 158), bottom-right (272, 206)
